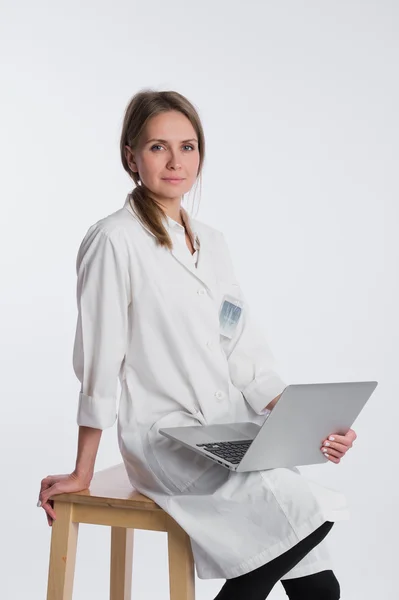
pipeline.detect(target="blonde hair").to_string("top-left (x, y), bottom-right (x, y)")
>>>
top-left (120, 89), bottom-right (206, 249)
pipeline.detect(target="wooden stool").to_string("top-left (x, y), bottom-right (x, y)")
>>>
top-left (46, 463), bottom-right (195, 600)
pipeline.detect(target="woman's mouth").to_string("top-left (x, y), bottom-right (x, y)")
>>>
top-left (162, 178), bottom-right (185, 184)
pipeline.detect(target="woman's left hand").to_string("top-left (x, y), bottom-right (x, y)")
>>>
top-left (320, 428), bottom-right (357, 463)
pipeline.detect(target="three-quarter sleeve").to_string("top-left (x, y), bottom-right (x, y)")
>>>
top-left (72, 225), bottom-right (131, 430)
top-left (218, 233), bottom-right (287, 416)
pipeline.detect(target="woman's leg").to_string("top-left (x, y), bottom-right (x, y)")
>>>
top-left (281, 569), bottom-right (340, 599)
top-left (213, 521), bottom-right (334, 600)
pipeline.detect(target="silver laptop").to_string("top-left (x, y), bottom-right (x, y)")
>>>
top-left (159, 381), bottom-right (378, 471)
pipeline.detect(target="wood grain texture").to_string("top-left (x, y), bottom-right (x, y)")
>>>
top-left (167, 516), bottom-right (196, 600)
top-left (73, 503), bottom-right (167, 530)
top-left (46, 502), bottom-right (79, 600)
top-left (110, 527), bottom-right (134, 600)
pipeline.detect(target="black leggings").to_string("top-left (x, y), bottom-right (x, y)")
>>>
top-left (213, 521), bottom-right (340, 599)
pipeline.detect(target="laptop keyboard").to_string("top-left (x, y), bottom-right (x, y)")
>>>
top-left (196, 440), bottom-right (252, 464)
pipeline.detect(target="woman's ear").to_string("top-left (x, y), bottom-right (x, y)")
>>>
top-left (125, 145), bottom-right (138, 173)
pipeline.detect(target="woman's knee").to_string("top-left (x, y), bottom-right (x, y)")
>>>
top-left (281, 569), bottom-right (341, 599)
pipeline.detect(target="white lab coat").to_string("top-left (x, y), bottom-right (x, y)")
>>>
top-left (72, 192), bottom-right (350, 580)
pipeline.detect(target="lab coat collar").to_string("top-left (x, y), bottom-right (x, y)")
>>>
top-left (123, 193), bottom-right (216, 292)
top-left (163, 206), bottom-right (200, 252)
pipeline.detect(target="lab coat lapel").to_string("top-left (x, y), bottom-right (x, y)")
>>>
top-left (123, 194), bottom-right (217, 292)
top-left (169, 228), bottom-right (216, 292)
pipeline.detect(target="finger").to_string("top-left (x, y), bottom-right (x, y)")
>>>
top-left (325, 433), bottom-right (353, 448)
top-left (323, 452), bottom-right (340, 464)
top-left (39, 482), bottom-right (58, 504)
top-left (322, 441), bottom-right (348, 454)
top-left (40, 488), bottom-right (57, 520)
top-left (346, 429), bottom-right (357, 442)
top-left (321, 446), bottom-right (344, 459)
top-left (40, 474), bottom-right (64, 492)
top-left (42, 500), bottom-right (57, 522)
top-left (39, 480), bottom-right (53, 498)
top-left (39, 477), bottom-right (58, 505)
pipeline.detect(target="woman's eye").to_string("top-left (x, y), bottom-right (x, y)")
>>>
top-left (150, 144), bottom-right (195, 152)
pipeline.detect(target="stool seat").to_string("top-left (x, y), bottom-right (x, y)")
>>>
top-left (53, 463), bottom-right (160, 510)
top-left (46, 463), bottom-right (195, 600)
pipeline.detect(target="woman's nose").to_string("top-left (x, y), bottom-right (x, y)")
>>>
top-left (168, 160), bottom-right (181, 169)
top-left (166, 150), bottom-right (181, 169)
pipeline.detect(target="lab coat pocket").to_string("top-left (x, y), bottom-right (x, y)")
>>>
top-left (217, 280), bottom-right (244, 351)
top-left (145, 410), bottom-right (216, 494)
top-left (217, 281), bottom-right (244, 317)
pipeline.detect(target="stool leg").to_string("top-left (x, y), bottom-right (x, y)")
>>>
top-left (46, 501), bottom-right (79, 600)
top-left (167, 517), bottom-right (195, 600)
top-left (110, 527), bottom-right (134, 600)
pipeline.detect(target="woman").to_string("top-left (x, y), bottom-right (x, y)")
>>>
top-left (38, 89), bottom-right (357, 599)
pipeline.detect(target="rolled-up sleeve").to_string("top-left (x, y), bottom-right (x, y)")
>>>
top-left (72, 225), bottom-right (131, 429)
top-left (218, 233), bottom-right (287, 416)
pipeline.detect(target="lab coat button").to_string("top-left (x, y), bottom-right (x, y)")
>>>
top-left (206, 341), bottom-right (214, 350)
top-left (215, 390), bottom-right (225, 400)
top-left (197, 288), bottom-right (207, 296)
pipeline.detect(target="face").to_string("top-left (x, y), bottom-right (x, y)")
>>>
top-left (125, 110), bottom-right (201, 205)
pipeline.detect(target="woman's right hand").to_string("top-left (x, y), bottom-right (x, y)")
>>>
top-left (38, 472), bottom-right (91, 526)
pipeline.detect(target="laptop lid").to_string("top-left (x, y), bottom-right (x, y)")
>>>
top-left (237, 381), bottom-right (378, 472)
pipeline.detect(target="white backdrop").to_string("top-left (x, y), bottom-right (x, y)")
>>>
top-left (1, 1), bottom-right (398, 598)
